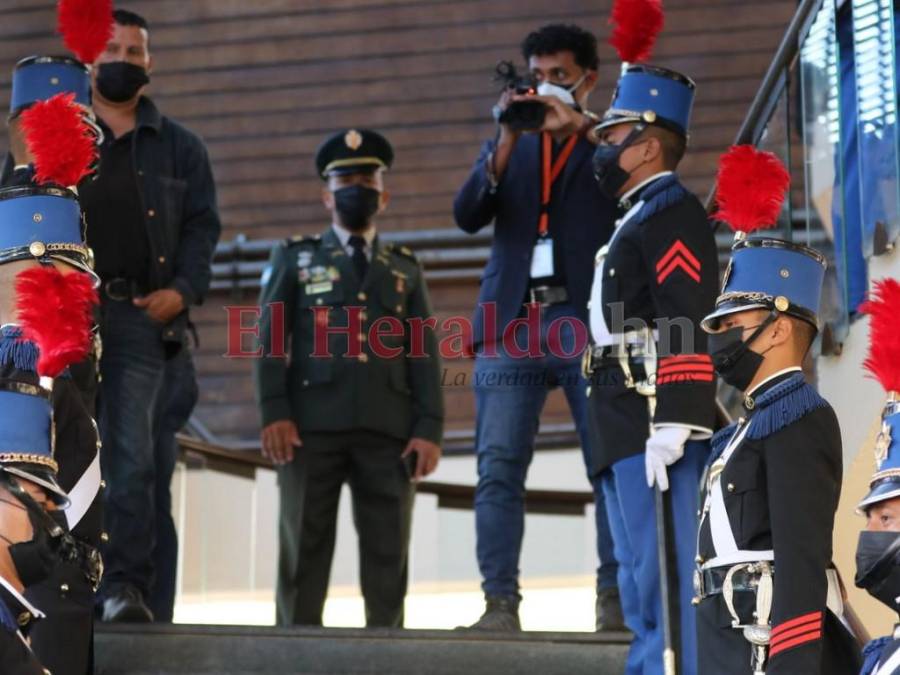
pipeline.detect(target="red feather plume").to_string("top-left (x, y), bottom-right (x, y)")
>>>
top-left (15, 267), bottom-right (98, 378)
top-left (861, 278), bottom-right (900, 393)
top-left (20, 93), bottom-right (98, 188)
top-left (57, 0), bottom-right (114, 65)
top-left (608, 0), bottom-right (665, 64)
top-left (714, 145), bottom-right (790, 234)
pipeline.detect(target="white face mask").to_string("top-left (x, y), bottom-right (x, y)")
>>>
top-left (536, 73), bottom-right (587, 107)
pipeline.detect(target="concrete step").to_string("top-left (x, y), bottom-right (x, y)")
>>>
top-left (95, 624), bottom-right (630, 675)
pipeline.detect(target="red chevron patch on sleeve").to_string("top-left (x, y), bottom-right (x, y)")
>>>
top-left (656, 354), bottom-right (714, 384)
top-left (655, 240), bottom-right (701, 284)
top-left (768, 611), bottom-right (823, 658)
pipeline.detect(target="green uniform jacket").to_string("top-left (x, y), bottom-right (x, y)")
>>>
top-left (253, 228), bottom-right (444, 445)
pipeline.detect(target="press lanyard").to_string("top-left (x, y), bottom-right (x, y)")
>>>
top-left (538, 131), bottom-right (579, 237)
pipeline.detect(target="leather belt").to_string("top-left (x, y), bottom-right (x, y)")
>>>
top-left (528, 285), bottom-right (568, 306)
top-left (694, 564), bottom-right (773, 601)
top-left (582, 343), bottom-right (649, 377)
top-left (102, 277), bottom-right (146, 302)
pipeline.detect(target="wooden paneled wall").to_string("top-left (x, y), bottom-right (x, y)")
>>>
top-left (0, 0), bottom-right (794, 441)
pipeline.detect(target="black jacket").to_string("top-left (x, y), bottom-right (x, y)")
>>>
top-left (587, 176), bottom-right (719, 472)
top-left (696, 373), bottom-right (858, 674)
top-left (1, 96), bottom-right (221, 348)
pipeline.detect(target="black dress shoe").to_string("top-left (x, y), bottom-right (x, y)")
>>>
top-left (595, 587), bottom-right (626, 632)
top-left (102, 585), bottom-right (154, 623)
top-left (458, 595), bottom-right (521, 632)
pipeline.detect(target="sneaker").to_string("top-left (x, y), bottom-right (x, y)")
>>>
top-left (459, 595), bottom-right (521, 632)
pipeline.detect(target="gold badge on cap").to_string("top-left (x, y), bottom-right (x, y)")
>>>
top-left (774, 296), bottom-right (789, 312)
top-left (345, 130), bottom-right (363, 150)
top-left (875, 419), bottom-right (892, 469)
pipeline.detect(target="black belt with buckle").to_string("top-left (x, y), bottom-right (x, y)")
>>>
top-left (528, 285), bottom-right (568, 306)
top-left (694, 565), bottom-right (773, 600)
top-left (102, 277), bottom-right (144, 302)
top-left (582, 343), bottom-right (649, 379)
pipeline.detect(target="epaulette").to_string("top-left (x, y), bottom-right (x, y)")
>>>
top-left (708, 372), bottom-right (829, 464)
top-left (385, 243), bottom-right (418, 261)
top-left (630, 174), bottom-right (688, 226)
top-left (744, 372), bottom-right (828, 441)
top-left (283, 234), bottom-right (321, 247)
top-left (0, 325), bottom-right (37, 372)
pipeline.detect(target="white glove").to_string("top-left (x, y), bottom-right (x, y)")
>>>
top-left (645, 426), bottom-right (692, 492)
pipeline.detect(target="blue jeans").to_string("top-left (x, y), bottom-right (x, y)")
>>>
top-left (602, 441), bottom-right (709, 675)
top-left (98, 300), bottom-right (166, 598)
top-left (473, 303), bottom-right (617, 597)
top-left (148, 347), bottom-right (198, 621)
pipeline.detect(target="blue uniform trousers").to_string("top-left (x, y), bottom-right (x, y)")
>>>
top-left (602, 441), bottom-right (708, 675)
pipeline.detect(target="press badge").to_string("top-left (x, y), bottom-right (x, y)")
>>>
top-left (305, 282), bottom-right (333, 295)
top-left (530, 237), bottom-right (554, 278)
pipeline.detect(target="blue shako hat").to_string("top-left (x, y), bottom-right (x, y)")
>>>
top-left (0, 186), bottom-right (97, 283)
top-left (10, 55), bottom-right (91, 117)
top-left (701, 237), bottom-right (826, 331)
top-left (702, 145), bottom-right (825, 331)
top-left (595, 64), bottom-right (696, 138)
top-left (0, 368), bottom-right (68, 507)
top-left (859, 400), bottom-right (900, 511)
top-left (857, 279), bottom-right (900, 511)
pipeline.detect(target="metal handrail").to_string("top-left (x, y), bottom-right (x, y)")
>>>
top-left (705, 0), bottom-right (825, 213)
top-left (175, 430), bottom-right (594, 516)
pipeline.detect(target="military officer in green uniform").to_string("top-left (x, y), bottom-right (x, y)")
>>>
top-left (253, 129), bottom-right (444, 628)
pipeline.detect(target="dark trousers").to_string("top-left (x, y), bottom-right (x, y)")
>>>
top-left (276, 430), bottom-right (414, 628)
top-left (98, 300), bottom-right (166, 598)
top-left (148, 347), bottom-right (198, 622)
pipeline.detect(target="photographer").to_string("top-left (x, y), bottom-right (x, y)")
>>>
top-left (454, 24), bottom-right (620, 631)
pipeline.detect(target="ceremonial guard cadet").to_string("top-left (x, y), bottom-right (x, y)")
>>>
top-left (584, 3), bottom-right (718, 670)
top-left (0, 380), bottom-right (73, 675)
top-left (853, 278), bottom-right (900, 675)
top-left (253, 129), bottom-right (444, 627)
top-left (0, 179), bottom-right (103, 675)
top-left (0, 112), bottom-right (100, 672)
top-left (0, 4), bottom-right (109, 666)
top-left (695, 146), bottom-right (860, 674)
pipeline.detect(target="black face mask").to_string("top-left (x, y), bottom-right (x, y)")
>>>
top-left (96, 62), bottom-right (150, 103)
top-left (856, 530), bottom-right (900, 613)
top-left (333, 185), bottom-right (381, 232)
top-left (707, 314), bottom-right (776, 392)
top-left (0, 501), bottom-right (61, 588)
top-left (591, 125), bottom-right (647, 200)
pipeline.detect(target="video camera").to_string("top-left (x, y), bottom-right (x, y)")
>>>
top-left (493, 61), bottom-right (546, 132)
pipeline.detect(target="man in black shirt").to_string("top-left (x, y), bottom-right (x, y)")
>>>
top-left (79, 128), bottom-right (151, 289)
top-left (79, 9), bottom-right (220, 622)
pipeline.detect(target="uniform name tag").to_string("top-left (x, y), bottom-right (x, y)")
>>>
top-left (530, 237), bottom-right (554, 278)
top-left (305, 282), bottom-right (333, 295)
